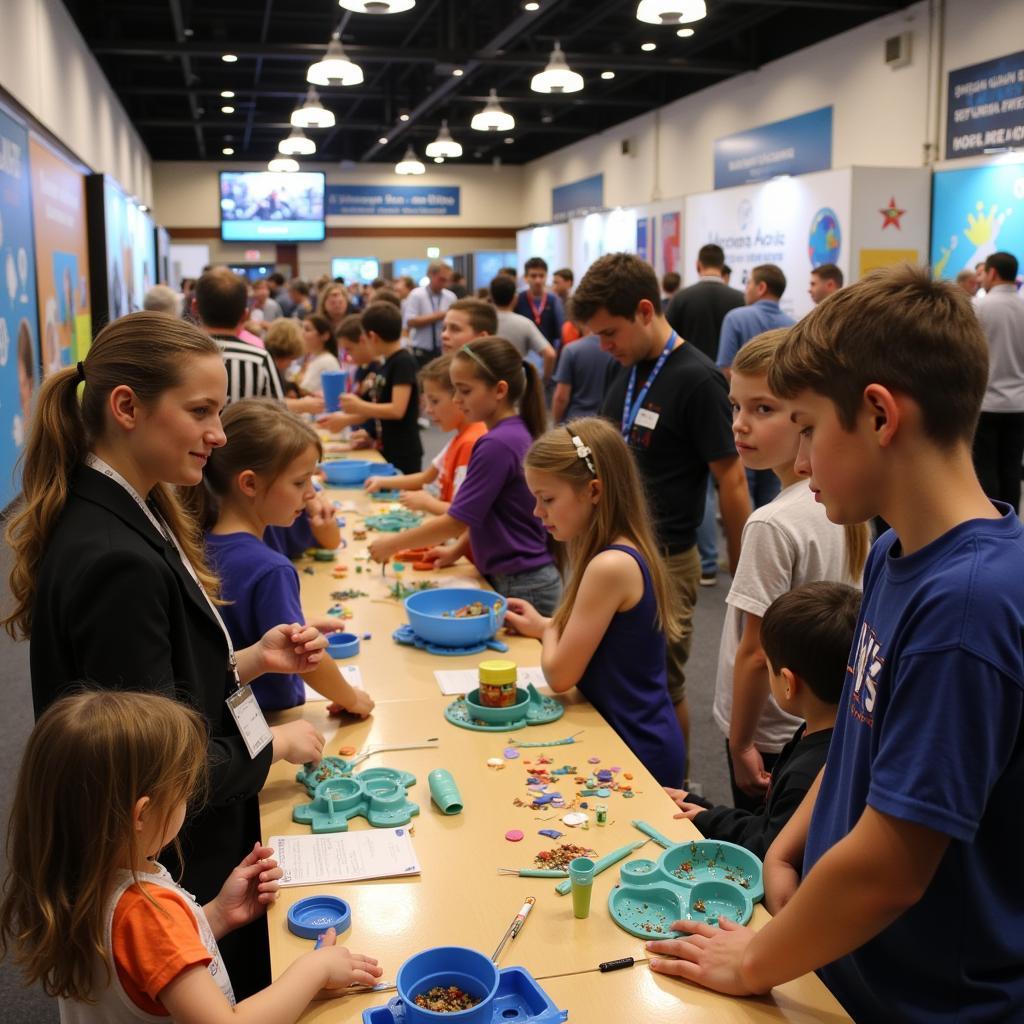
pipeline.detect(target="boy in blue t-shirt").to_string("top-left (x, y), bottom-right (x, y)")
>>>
top-left (645, 264), bottom-right (1024, 1021)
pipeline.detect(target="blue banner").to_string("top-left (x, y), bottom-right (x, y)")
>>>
top-left (714, 107), bottom-right (832, 189)
top-left (946, 50), bottom-right (1024, 159)
top-left (552, 174), bottom-right (604, 221)
top-left (326, 184), bottom-right (460, 217)
top-left (0, 108), bottom-right (39, 506)
top-left (930, 162), bottom-right (1024, 281)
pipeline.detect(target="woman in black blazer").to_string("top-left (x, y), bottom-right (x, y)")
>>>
top-left (6, 312), bottom-right (328, 997)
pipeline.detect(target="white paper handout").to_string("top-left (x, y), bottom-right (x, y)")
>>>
top-left (304, 664), bottom-right (363, 702)
top-left (433, 665), bottom-right (548, 697)
top-left (269, 829), bottom-right (420, 887)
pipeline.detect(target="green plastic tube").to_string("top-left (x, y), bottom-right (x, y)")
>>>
top-left (427, 768), bottom-right (463, 815)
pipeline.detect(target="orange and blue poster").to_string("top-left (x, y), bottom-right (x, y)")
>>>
top-left (29, 136), bottom-right (92, 380)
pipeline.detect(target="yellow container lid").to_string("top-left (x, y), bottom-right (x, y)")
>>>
top-left (478, 659), bottom-right (517, 685)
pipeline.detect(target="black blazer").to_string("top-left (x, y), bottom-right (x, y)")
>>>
top-left (30, 467), bottom-right (273, 904)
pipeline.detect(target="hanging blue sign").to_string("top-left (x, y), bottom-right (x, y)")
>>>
top-left (326, 184), bottom-right (460, 216)
top-left (714, 107), bottom-right (833, 189)
top-left (946, 50), bottom-right (1024, 159)
top-left (0, 108), bottom-right (39, 507)
top-left (552, 174), bottom-right (604, 221)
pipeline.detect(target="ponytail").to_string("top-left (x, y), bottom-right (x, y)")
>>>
top-left (844, 522), bottom-right (870, 582)
top-left (3, 313), bottom-right (223, 639)
top-left (454, 336), bottom-right (549, 438)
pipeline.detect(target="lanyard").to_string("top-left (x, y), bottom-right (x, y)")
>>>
top-left (527, 291), bottom-right (548, 326)
top-left (621, 331), bottom-right (676, 438)
top-left (84, 454), bottom-right (240, 685)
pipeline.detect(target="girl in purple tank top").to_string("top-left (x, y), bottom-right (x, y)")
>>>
top-left (504, 417), bottom-right (686, 786)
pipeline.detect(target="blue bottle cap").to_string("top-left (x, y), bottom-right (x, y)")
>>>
top-left (287, 895), bottom-right (351, 940)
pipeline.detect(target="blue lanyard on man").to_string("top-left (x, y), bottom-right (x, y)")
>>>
top-left (621, 331), bottom-right (677, 438)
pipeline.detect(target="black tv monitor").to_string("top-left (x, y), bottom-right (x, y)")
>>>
top-left (219, 170), bottom-right (326, 243)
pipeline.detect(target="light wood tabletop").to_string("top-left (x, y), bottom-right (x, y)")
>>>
top-left (259, 457), bottom-right (850, 1023)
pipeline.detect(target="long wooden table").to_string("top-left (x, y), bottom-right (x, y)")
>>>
top-left (260, 462), bottom-right (850, 1023)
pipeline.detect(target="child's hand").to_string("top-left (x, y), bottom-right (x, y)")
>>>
top-left (663, 786), bottom-right (690, 808)
top-left (313, 928), bottom-right (383, 992)
top-left (211, 843), bottom-right (281, 933)
top-left (348, 429), bottom-right (372, 449)
top-left (259, 623), bottom-right (328, 675)
top-left (425, 544), bottom-right (459, 568)
top-left (294, 394), bottom-right (324, 414)
top-left (368, 536), bottom-right (398, 563)
top-left (646, 917), bottom-right (764, 996)
top-left (399, 490), bottom-right (434, 512)
top-left (305, 492), bottom-right (335, 529)
top-left (345, 689), bottom-right (375, 719)
top-left (318, 412), bottom-right (349, 433)
top-left (364, 475), bottom-right (385, 493)
top-left (338, 393), bottom-right (361, 413)
top-left (673, 802), bottom-right (705, 821)
top-left (271, 720), bottom-right (326, 765)
top-left (729, 744), bottom-right (771, 799)
top-left (504, 598), bottom-right (548, 639)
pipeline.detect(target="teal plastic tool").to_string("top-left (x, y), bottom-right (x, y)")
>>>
top-left (554, 839), bottom-right (647, 895)
top-left (630, 819), bottom-right (675, 849)
top-left (427, 768), bottom-right (463, 815)
top-left (443, 684), bottom-right (564, 732)
top-left (293, 767), bottom-right (418, 834)
top-left (497, 868), bottom-right (569, 878)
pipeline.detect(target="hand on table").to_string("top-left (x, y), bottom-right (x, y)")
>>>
top-left (398, 490), bottom-right (435, 512)
top-left (730, 744), bottom-right (771, 799)
top-left (209, 842), bottom-right (281, 933)
top-left (312, 928), bottom-right (383, 994)
top-left (646, 917), bottom-right (766, 996)
top-left (260, 623), bottom-right (327, 675)
top-left (348, 429), bottom-right (372, 449)
top-left (343, 689), bottom-right (375, 719)
top-left (364, 475), bottom-right (387, 494)
top-left (425, 543), bottom-right (459, 568)
top-left (368, 536), bottom-right (399, 564)
top-left (504, 597), bottom-right (549, 639)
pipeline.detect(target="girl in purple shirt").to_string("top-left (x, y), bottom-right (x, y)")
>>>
top-left (504, 417), bottom-right (686, 786)
top-left (369, 338), bottom-right (561, 615)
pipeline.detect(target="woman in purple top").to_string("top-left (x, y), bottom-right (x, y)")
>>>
top-left (368, 338), bottom-right (562, 615)
top-left (504, 417), bottom-right (686, 786)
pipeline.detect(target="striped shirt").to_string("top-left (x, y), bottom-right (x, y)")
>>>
top-left (209, 333), bottom-right (285, 405)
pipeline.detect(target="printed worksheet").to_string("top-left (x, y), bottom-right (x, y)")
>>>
top-left (269, 828), bottom-right (420, 886)
top-left (433, 666), bottom-right (547, 696)
top-left (304, 664), bottom-right (363, 702)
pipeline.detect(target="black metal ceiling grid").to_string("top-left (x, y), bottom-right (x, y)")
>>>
top-left (63, 0), bottom-right (916, 166)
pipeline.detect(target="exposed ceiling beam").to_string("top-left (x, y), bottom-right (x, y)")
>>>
top-left (167, 0), bottom-right (204, 158)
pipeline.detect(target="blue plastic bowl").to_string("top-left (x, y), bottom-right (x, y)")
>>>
top-left (396, 946), bottom-right (499, 1023)
top-left (327, 632), bottom-right (361, 659)
top-left (403, 588), bottom-right (506, 647)
top-left (287, 895), bottom-right (351, 939)
top-left (320, 461), bottom-right (398, 487)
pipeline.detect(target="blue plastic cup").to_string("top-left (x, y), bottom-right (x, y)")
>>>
top-left (321, 370), bottom-right (347, 413)
top-left (395, 946), bottom-right (499, 1023)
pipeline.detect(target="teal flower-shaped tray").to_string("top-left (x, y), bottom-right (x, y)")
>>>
top-left (293, 767), bottom-right (418, 834)
top-left (443, 684), bottom-right (564, 732)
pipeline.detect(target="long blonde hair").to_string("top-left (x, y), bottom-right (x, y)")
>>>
top-left (733, 327), bottom-right (869, 581)
top-left (3, 313), bottom-right (223, 639)
top-left (0, 691), bottom-right (208, 1001)
top-left (183, 398), bottom-right (322, 531)
top-left (525, 417), bottom-right (681, 641)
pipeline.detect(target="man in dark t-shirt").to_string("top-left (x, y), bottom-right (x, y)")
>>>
top-left (573, 253), bottom-right (751, 754)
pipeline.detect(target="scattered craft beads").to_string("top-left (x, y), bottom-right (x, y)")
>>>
top-left (414, 986), bottom-right (480, 1013)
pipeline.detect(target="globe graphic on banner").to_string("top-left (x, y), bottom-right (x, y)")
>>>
top-left (808, 207), bottom-right (841, 265)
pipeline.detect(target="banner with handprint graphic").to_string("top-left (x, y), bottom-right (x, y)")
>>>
top-left (931, 162), bottom-right (1024, 282)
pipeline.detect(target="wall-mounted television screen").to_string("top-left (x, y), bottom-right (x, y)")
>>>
top-left (220, 171), bottom-right (325, 242)
top-left (331, 257), bottom-right (380, 284)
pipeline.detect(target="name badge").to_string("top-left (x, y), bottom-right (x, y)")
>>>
top-left (226, 686), bottom-right (273, 759)
top-left (635, 407), bottom-right (660, 431)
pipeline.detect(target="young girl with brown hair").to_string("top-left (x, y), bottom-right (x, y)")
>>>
top-left (0, 691), bottom-right (382, 1021)
top-left (504, 416), bottom-right (686, 786)
top-left (368, 337), bottom-right (562, 615)
top-left (4, 311), bottom-right (328, 995)
top-left (189, 398), bottom-right (374, 716)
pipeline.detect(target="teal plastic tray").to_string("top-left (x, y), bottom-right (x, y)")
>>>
top-left (444, 684), bottom-right (564, 732)
top-left (293, 767), bottom-right (418, 834)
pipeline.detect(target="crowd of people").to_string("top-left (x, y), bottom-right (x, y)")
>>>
top-left (1, 246), bottom-right (1022, 1023)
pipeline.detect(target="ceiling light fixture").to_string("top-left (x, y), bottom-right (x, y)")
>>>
top-left (600, 70), bottom-right (616, 80)
top-left (636, 0), bottom-right (706, 25)
top-left (677, 27), bottom-right (695, 37)
top-left (524, 1), bottom-right (540, 9)
top-left (530, 41), bottom-right (583, 94)
top-left (291, 86), bottom-right (336, 129)
top-left (452, 68), bottom-right (464, 77)
top-left (220, 90), bottom-right (235, 98)
top-left (268, 156), bottom-right (299, 172)
top-left (433, 156), bottom-right (444, 163)
top-left (378, 136), bottom-right (389, 145)
top-left (339, 0), bottom-right (416, 12)
top-left (222, 146), bottom-right (235, 155)
top-left (504, 137), bottom-right (514, 144)
top-left (471, 89), bottom-right (515, 132)
top-left (307, 33), bottom-right (364, 87)
top-left (221, 105), bottom-right (235, 114)
top-left (425, 119), bottom-right (463, 159)
top-left (278, 126), bottom-right (316, 156)
top-left (395, 145), bottom-right (425, 175)
top-left (641, 42), bottom-right (657, 51)
top-left (221, 53), bottom-right (238, 63)
top-left (399, 111), bottom-right (411, 122)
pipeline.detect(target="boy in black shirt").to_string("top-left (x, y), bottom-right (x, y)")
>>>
top-left (665, 581), bottom-right (861, 858)
top-left (323, 301), bottom-right (423, 473)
